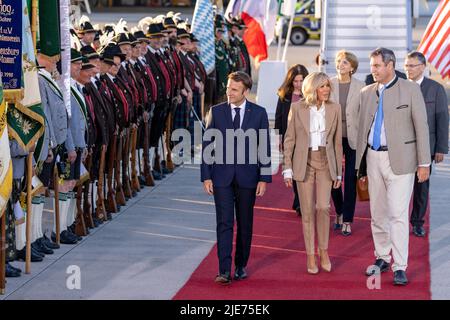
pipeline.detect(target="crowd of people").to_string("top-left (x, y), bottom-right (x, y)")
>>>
top-left (2, 10), bottom-right (252, 282)
top-left (277, 48), bottom-right (448, 285)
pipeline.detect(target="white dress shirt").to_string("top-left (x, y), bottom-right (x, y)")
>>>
top-left (368, 76), bottom-right (396, 147)
top-left (309, 103), bottom-right (326, 151)
top-left (230, 100), bottom-right (246, 128)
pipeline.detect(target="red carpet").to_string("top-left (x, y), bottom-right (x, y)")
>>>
top-left (174, 172), bottom-right (431, 300)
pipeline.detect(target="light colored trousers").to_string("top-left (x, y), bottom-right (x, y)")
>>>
top-left (367, 149), bottom-right (415, 272)
top-left (296, 148), bottom-right (333, 255)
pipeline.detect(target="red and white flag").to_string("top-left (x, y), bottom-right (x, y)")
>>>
top-left (226, 0), bottom-right (278, 65)
top-left (417, 0), bottom-right (450, 79)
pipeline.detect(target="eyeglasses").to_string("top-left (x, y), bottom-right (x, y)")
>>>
top-left (404, 63), bottom-right (423, 68)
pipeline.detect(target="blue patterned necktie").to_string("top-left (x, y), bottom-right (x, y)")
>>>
top-left (372, 87), bottom-right (385, 150)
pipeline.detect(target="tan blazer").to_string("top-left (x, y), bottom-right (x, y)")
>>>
top-left (355, 77), bottom-right (431, 175)
top-left (283, 100), bottom-right (343, 181)
top-left (330, 76), bottom-right (365, 149)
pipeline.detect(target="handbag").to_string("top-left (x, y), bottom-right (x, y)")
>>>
top-left (357, 177), bottom-right (370, 201)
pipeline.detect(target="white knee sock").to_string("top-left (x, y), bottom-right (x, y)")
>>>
top-left (67, 191), bottom-right (76, 226)
top-left (30, 197), bottom-right (41, 243)
top-left (15, 222), bottom-right (26, 251)
top-left (37, 195), bottom-right (45, 239)
top-left (53, 193), bottom-right (68, 234)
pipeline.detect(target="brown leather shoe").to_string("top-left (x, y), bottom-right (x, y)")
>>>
top-left (215, 272), bottom-right (232, 285)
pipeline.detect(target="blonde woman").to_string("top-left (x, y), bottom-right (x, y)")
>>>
top-left (283, 72), bottom-right (343, 274)
top-left (330, 50), bottom-right (365, 236)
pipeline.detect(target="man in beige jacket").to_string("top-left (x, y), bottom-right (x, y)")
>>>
top-left (355, 48), bottom-right (431, 286)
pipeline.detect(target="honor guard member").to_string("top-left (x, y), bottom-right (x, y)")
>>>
top-left (100, 44), bottom-right (130, 206)
top-left (214, 17), bottom-right (230, 104)
top-left (66, 49), bottom-right (89, 234)
top-left (78, 16), bottom-right (97, 48)
top-left (35, 53), bottom-right (78, 246)
top-left (145, 22), bottom-right (172, 179)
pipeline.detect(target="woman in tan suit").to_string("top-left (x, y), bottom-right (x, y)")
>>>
top-left (283, 72), bottom-right (343, 274)
top-left (329, 50), bottom-right (365, 236)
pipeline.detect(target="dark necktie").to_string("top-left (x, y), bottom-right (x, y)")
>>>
top-left (233, 108), bottom-right (241, 130)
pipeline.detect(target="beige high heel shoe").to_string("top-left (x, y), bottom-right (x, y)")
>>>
top-left (307, 254), bottom-right (319, 274)
top-left (319, 249), bottom-right (332, 272)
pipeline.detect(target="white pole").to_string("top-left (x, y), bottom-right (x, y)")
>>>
top-left (282, 14), bottom-right (294, 62)
top-left (276, 16), bottom-right (284, 60)
top-left (57, 0), bottom-right (71, 119)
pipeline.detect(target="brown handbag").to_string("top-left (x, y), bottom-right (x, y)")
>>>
top-left (357, 177), bottom-right (370, 201)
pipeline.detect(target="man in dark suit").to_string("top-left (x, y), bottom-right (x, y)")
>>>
top-left (201, 71), bottom-right (272, 284)
top-left (404, 51), bottom-right (449, 237)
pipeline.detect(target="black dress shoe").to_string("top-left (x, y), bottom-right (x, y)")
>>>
top-left (52, 230), bottom-right (78, 245)
top-left (67, 229), bottom-right (82, 242)
top-left (215, 272), bottom-right (232, 285)
top-left (32, 240), bottom-right (54, 255)
top-left (41, 235), bottom-right (60, 249)
top-left (413, 225), bottom-right (426, 237)
top-left (138, 176), bottom-right (146, 186)
top-left (7, 263), bottom-right (22, 273)
top-left (16, 248), bottom-right (44, 262)
top-left (393, 270), bottom-right (408, 286)
top-left (234, 266), bottom-right (248, 280)
top-left (366, 259), bottom-right (390, 276)
top-left (152, 171), bottom-right (162, 180)
top-left (6, 263), bottom-right (21, 277)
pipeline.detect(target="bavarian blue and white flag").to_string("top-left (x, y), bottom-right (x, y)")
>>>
top-left (191, 0), bottom-right (215, 75)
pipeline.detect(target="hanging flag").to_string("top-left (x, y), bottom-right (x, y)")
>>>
top-left (39, 0), bottom-right (61, 59)
top-left (417, 0), bottom-right (449, 79)
top-left (191, 0), bottom-right (216, 75)
top-left (226, 0), bottom-right (278, 65)
top-left (0, 80), bottom-right (13, 217)
top-left (7, 0), bottom-right (45, 151)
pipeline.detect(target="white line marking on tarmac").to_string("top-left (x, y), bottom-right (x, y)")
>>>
top-left (135, 205), bottom-right (215, 215)
top-left (134, 231), bottom-right (215, 243)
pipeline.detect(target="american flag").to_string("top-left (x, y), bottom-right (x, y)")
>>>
top-left (417, 0), bottom-right (450, 79)
top-left (191, 0), bottom-right (216, 75)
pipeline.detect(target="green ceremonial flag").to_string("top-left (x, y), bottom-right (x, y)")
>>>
top-left (39, 0), bottom-right (61, 58)
top-left (7, 0), bottom-right (45, 151)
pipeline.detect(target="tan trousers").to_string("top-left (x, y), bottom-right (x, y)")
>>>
top-left (297, 148), bottom-right (333, 255)
top-left (367, 148), bottom-right (415, 272)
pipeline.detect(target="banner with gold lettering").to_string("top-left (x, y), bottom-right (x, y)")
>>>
top-left (0, 0), bottom-right (22, 94)
top-left (3, 0), bottom-right (44, 151)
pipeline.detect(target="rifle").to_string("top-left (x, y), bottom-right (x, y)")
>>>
top-left (115, 133), bottom-right (126, 206)
top-left (130, 125), bottom-right (141, 193)
top-left (95, 145), bottom-right (107, 222)
top-left (165, 112), bottom-right (175, 171)
top-left (143, 113), bottom-right (155, 186)
top-left (122, 128), bottom-right (133, 199)
top-left (83, 151), bottom-right (95, 229)
top-left (74, 184), bottom-right (87, 236)
top-left (106, 134), bottom-right (118, 213)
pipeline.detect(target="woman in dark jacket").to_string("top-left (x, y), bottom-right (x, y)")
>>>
top-left (275, 64), bottom-right (309, 216)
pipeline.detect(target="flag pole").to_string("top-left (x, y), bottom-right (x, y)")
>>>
top-left (24, 0), bottom-right (39, 275)
top-left (0, 208), bottom-right (6, 294)
top-left (25, 151), bottom-right (32, 274)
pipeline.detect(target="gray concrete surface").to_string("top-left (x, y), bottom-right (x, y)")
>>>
top-left (430, 121), bottom-right (450, 300)
top-left (2, 166), bottom-right (216, 299)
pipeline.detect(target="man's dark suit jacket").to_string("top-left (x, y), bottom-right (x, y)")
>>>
top-left (420, 77), bottom-right (449, 156)
top-left (201, 101), bottom-right (272, 188)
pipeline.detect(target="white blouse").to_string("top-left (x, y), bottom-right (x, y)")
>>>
top-left (309, 103), bottom-right (326, 151)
